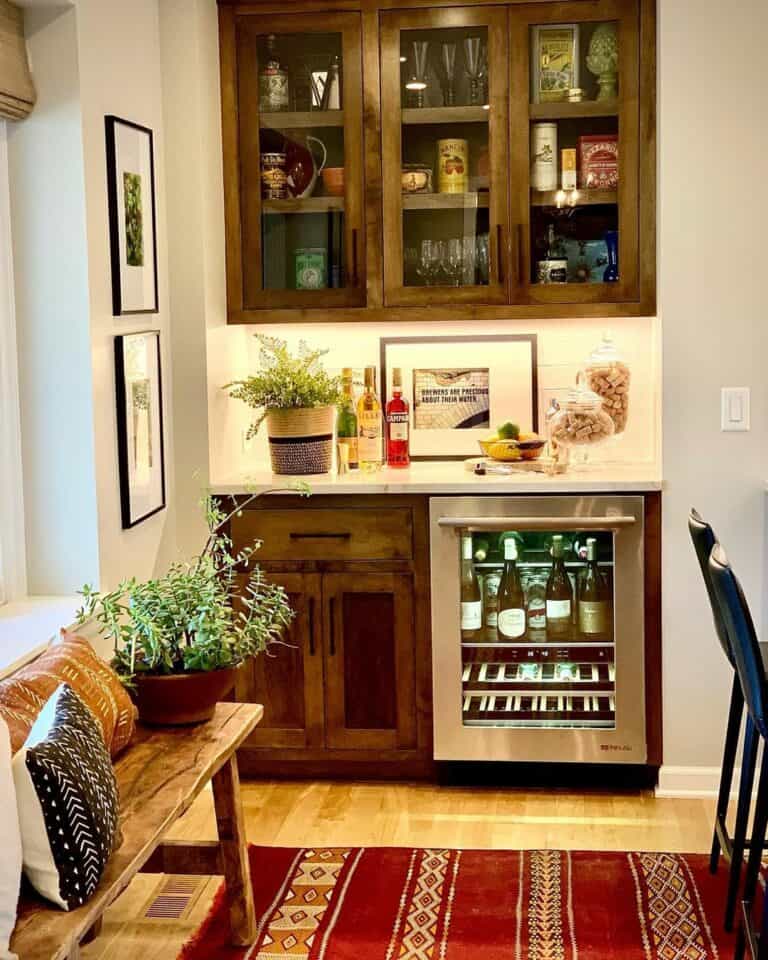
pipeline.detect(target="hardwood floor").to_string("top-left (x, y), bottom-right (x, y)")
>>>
top-left (82, 779), bottom-right (715, 960)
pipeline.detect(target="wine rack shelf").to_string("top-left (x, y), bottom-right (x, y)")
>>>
top-left (529, 100), bottom-right (619, 120)
top-left (402, 105), bottom-right (489, 125)
top-left (262, 196), bottom-right (345, 214)
top-left (402, 192), bottom-right (489, 210)
top-left (259, 109), bottom-right (344, 128)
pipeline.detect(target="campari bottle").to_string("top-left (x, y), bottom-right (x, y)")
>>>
top-left (386, 367), bottom-right (410, 468)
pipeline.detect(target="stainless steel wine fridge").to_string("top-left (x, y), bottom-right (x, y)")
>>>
top-left (430, 496), bottom-right (647, 764)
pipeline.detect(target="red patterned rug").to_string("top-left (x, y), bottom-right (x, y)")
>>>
top-left (179, 846), bottom-right (740, 959)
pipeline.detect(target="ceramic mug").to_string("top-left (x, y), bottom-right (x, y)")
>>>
top-left (321, 167), bottom-right (345, 196)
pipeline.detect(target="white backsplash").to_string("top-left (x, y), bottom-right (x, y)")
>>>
top-left (208, 315), bottom-right (661, 479)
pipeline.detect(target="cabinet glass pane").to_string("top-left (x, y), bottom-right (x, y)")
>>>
top-left (458, 529), bottom-right (616, 730)
top-left (256, 31), bottom-right (350, 292)
top-left (398, 26), bottom-right (491, 289)
top-left (529, 21), bottom-right (620, 287)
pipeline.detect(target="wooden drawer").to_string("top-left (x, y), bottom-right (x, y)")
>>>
top-left (231, 507), bottom-right (413, 561)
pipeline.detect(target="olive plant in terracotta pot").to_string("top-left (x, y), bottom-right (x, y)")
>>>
top-left (225, 335), bottom-right (343, 476)
top-left (77, 489), bottom-right (302, 725)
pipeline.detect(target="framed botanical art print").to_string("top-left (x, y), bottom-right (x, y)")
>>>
top-left (105, 116), bottom-right (159, 315)
top-left (380, 335), bottom-right (538, 461)
top-left (115, 331), bottom-right (166, 528)
top-left (531, 24), bottom-right (580, 103)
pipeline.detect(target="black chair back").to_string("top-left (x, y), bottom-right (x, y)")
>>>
top-left (709, 543), bottom-right (768, 736)
top-left (689, 508), bottom-right (733, 665)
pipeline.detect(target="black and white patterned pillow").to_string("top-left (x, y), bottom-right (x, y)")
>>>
top-left (12, 683), bottom-right (120, 910)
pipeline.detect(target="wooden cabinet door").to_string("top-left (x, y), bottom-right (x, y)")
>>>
top-left (235, 572), bottom-right (325, 750)
top-left (224, 11), bottom-right (366, 313)
top-left (509, 0), bottom-right (641, 305)
top-left (323, 572), bottom-right (417, 751)
top-left (380, 6), bottom-right (510, 307)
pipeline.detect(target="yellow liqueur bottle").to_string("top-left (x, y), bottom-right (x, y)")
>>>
top-left (357, 366), bottom-right (383, 472)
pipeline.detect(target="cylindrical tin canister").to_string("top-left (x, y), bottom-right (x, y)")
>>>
top-left (437, 139), bottom-right (469, 194)
top-left (531, 123), bottom-right (558, 192)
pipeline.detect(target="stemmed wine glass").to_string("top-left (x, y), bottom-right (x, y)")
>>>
top-left (446, 238), bottom-right (463, 286)
top-left (464, 37), bottom-right (484, 106)
top-left (439, 42), bottom-right (457, 107)
top-left (405, 41), bottom-right (430, 108)
top-left (417, 239), bottom-right (439, 285)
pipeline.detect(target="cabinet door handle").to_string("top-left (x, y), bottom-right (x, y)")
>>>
top-left (308, 596), bottom-right (316, 657)
top-left (517, 223), bottom-right (525, 285)
top-left (351, 228), bottom-right (360, 288)
top-left (289, 532), bottom-right (351, 541)
top-left (496, 224), bottom-right (505, 284)
top-left (329, 597), bottom-right (337, 657)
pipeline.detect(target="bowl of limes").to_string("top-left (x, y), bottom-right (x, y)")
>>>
top-left (479, 422), bottom-right (545, 462)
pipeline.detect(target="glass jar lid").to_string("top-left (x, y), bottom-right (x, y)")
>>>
top-left (563, 373), bottom-right (603, 412)
top-left (588, 331), bottom-right (622, 364)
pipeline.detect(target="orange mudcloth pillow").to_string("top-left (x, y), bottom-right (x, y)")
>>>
top-left (0, 632), bottom-right (136, 757)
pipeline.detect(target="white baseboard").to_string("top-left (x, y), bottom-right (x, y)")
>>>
top-left (656, 765), bottom-right (735, 799)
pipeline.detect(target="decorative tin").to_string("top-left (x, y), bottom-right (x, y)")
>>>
top-left (537, 258), bottom-right (568, 283)
top-left (401, 164), bottom-right (434, 194)
top-left (578, 134), bottom-right (619, 189)
top-left (531, 24), bottom-right (579, 103)
top-left (561, 148), bottom-right (577, 190)
top-left (437, 139), bottom-right (468, 194)
top-left (531, 123), bottom-right (558, 191)
top-left (295, 248), bottom-right (327, 290)
top-left (260, 152), bottom-right (288, 200)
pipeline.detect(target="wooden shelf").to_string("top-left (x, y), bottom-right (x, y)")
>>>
top-left (263, 196), bottom-right (344, 214)
top-left (529, 100), bottom-right (619, 120)
top-left (260, 110), bottom-right (344, 129)
top-left (402, 192), bottom-right (489, 210)
top-left (531, 189), bottom-right (618, 207)
top-left (402, 105), bottom-right (489, 125)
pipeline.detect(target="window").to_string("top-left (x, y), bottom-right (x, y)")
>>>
top-left (0, 120), bottom-right (26, 603)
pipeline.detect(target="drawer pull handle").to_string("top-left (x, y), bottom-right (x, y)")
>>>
top-left (289, 532), bottom-right (352, 540)
top-left (329, 597), bottom-right (337, 657)
top-left (308, 596), bottom-right (316, 657)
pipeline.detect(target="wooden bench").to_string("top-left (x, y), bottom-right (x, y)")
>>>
top-left (10, 702), bottom-right (263, 960)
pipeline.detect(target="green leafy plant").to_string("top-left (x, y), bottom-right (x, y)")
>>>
top-left (225, 335), bottom-right (343, 439)
top-left (76, 486), bottom-right (309, 683)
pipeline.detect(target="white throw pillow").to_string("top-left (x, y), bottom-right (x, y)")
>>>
top-left (0, 717), bottom-right (22, 960)
top-left (12, 684), bottom-right (120, 911)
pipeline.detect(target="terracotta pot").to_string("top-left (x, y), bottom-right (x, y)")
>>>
top-left (133, 667), bottom-right (239, 726)
top-left (321, 166), bottom-right (345, 196)
top-left (266, 405), bottom-right (335, 476)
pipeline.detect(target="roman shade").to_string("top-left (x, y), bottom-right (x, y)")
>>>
top-left (0, 0), bottom-right (34, 120)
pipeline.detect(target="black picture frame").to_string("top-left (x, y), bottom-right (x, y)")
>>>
top-left (115, 331), bottom-right (166, 529)
top-left (380, 334), bottom-right (539, 461)
top-left (105, 116), bottom-right (159, 316)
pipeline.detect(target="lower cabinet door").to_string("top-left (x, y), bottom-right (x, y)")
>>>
top-left (323, 572), bottom-right (417, 751)
top-left (235, 572), bottom-right (325, 750)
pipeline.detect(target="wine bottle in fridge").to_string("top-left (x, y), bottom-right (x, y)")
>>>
top-left (460, 535), bottom-right (482, 640)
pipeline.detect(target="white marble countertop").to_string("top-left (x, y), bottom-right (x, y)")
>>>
top-left (212, 461), bottom-right (662, 496)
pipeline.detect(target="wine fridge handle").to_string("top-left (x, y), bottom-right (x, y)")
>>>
top-left (496, 224), bottom-right (505, 284)
top-left (351, 228), bottom-right (360, 288)
top-left (437, 516), bottom-right (637, 531)
top-left (308, 596), bottom-right (316, 657)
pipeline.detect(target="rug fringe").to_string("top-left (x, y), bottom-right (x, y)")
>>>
top-left (176, 880), bottom-right (226, 960)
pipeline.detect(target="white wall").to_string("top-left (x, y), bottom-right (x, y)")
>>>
top-left (657, 0), bottom-right (768, 793)
top-left (9, 0), bottom-right (175, 594)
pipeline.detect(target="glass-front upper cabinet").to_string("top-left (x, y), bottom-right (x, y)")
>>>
top-left (509, 0), bottom-right (640, 305)
top-left (380, 8), bottom-right (510, 306)
top-left (231, 14), bottom-right (365, 310)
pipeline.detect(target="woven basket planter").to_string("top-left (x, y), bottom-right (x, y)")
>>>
top-left (266, 406), bottom-right (335, 475)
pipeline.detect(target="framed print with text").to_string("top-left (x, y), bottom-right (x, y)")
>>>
top-left (380, 335), bottom-right (538, 461)
top-left (105, 116), bottom-right (159, 315)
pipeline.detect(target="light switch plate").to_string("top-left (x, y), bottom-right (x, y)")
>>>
top-left (721, 387), bottom-right (750, 431)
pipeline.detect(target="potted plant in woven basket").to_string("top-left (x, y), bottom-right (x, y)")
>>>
top-left (226, 335), bottom-right (343, 476)
top-left (76, 488), bottom-right (302, 725)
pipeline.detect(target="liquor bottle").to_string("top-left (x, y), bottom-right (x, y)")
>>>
top-left (497, 538), bottom-right (527, 640)
top-left (545, 534), bottom-right (573, 640)
top-left (473, 537), bottom-right (490, 562)
top-left (336, 368), bottom-right (358, 469)
top-left (259, 35), bottom-right (289, 112)
top-left (357, 366), bottom-right (383, 472)
top-left (483, 570), bottom-right (501, 632)
top-left (460, 535), bottom-right (482, 640)
top-left (578, 537), bottom-right (610, 639)
top-left (386, 367), bottom-right (410, 468)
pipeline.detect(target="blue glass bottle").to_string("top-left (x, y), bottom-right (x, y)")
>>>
top-left (603, 230), bottom-right (619, 282)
